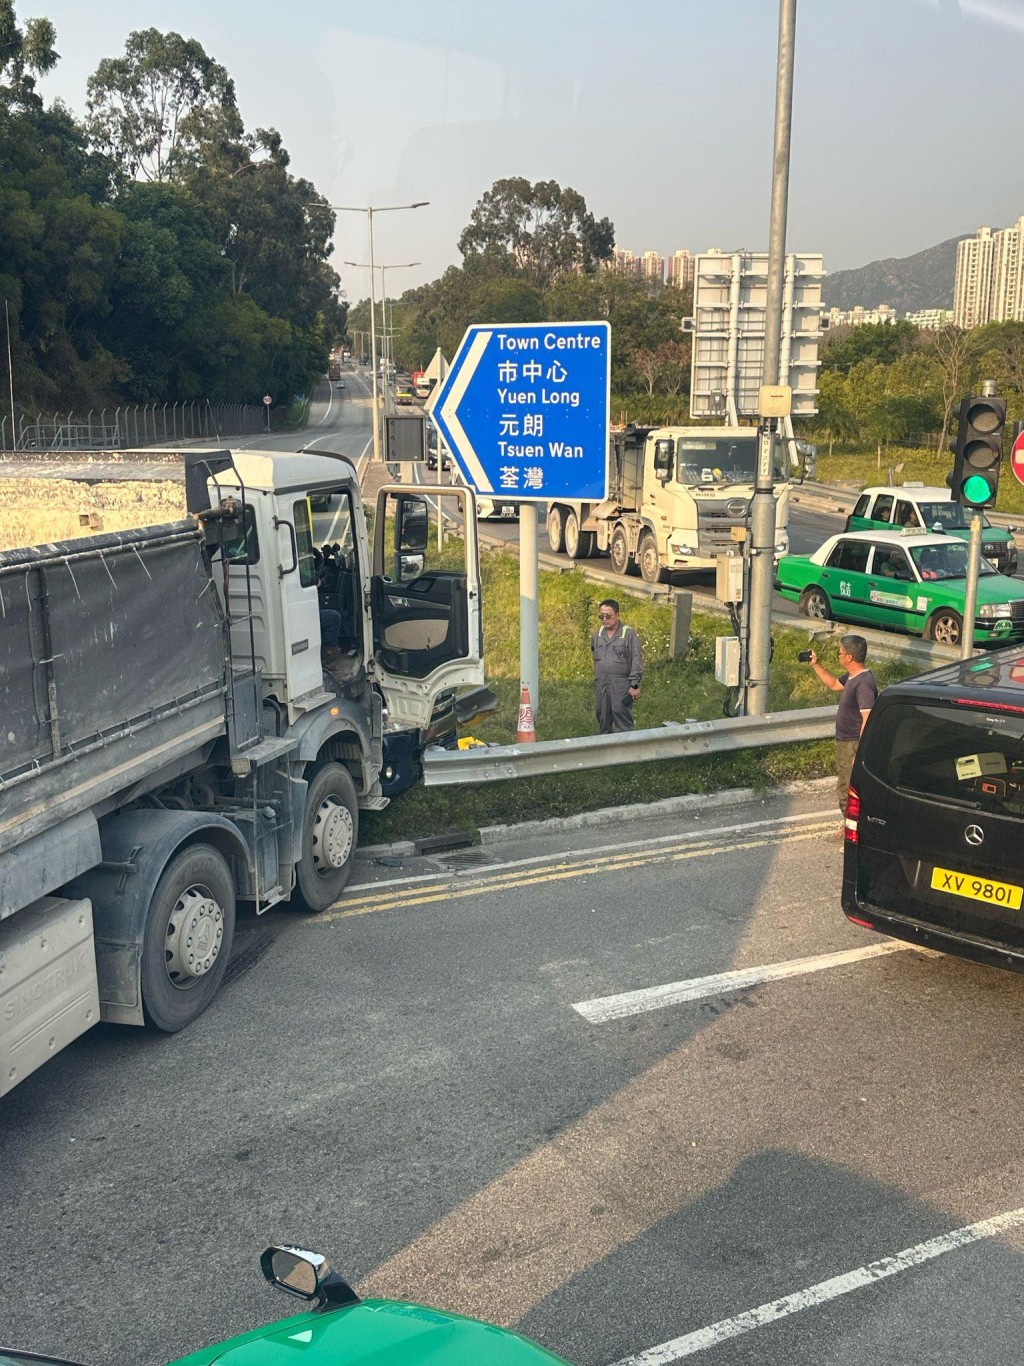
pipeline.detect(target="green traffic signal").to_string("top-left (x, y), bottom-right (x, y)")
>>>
top-left (962, 473), bottom-right (993, 506)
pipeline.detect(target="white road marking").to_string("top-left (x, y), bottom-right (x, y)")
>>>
top-left (573, 941), bottom-right (911, 1024)
top-left (609, 1205), bottom-right (1024, 1364)
top-left (348, 808), bottom-right (839, 896)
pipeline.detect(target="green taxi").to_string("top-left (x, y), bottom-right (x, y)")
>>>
top-left (775, 528), bottom-right (1024, 647)
top-left (3, 1245), bottom-right (570, 1366)
top-left (845, 484), bottom-right (1018, 575)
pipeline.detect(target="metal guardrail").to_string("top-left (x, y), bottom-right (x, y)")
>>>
top-left (422, 706), bottom-right (838, 786)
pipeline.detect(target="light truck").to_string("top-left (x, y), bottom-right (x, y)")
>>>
top-left (0, 448), bottom-right (482, 1094)
top-left (544, 424), bottom-right (794, 582)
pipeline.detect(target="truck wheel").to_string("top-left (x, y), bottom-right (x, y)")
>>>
top-left (547, 504), bottom-right (567, 554)
top-left (576, 530), bottom-right (597, 558)
top-left (564, 511), bottom-right (584, 559)
top-left (140, 845), bottom-right (236, 1034)
top-left (929, 608), bottom-right (962, 646)
top-left (293, 762), bottom-right (359, 913)
top-left (609, 526), bottom-right (634, 576)
top-left (638, 532), bottom-right (665, 585)
top-left (800, 586), bottom-right (833, 621)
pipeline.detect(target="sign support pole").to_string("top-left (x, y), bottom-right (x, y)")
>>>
top-left (961, 511), bottom-right (983, 659)
top-left (745, 0), bottom-right (797, 717)
top-left (520, 503), bottom-right (540, 719)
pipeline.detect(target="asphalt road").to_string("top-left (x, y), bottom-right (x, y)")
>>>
top-left (7, 786), bottom-right (1024, 1365)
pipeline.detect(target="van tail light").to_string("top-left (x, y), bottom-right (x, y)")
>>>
top-left (845, 786), bottom-right (860, 843)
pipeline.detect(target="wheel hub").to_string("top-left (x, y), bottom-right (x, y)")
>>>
top-left (164, 886), bottom-right (225, 985)
top-left (311, 796), bottom-right (354, 872)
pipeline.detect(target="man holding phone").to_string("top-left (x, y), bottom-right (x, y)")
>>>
top-left (805, 635), bottom-right (877, 833)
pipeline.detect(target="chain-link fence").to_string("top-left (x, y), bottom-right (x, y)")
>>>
top-left (0, 401), bottom-right (266, 452)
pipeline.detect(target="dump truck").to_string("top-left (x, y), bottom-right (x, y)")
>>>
top-left (0, 449), bottom-right (481, 1094)
top-left (544, 424), bottom-right (795, 581)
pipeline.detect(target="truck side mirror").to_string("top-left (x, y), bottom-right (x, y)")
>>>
top-left (396, 495), bottom-right (428, 551)
top-left (653, 439), bottom-right (674, 482)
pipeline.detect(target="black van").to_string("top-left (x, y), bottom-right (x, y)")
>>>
top-left (844, 647), bottom-right (1024, 972)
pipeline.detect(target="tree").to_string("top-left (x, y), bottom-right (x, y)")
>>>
top-left (86, 29), bottom-right (242, 182)
top-left (929, 324), bottom-right (978, 454)
top-left (457, 177), bottom-right (614, 288)
top-left (0, 0), bottom-right (58, 110)
top-left (821, 319), bottom-right (918, 375)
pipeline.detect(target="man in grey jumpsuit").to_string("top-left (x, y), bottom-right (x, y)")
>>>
top-left (591, 598), bottom-right (643, 733)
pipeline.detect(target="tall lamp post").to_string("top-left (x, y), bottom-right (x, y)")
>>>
top-left (321, 202), bottom-right (428, 461)
top-left (345, 261), bottom-right (419, 416)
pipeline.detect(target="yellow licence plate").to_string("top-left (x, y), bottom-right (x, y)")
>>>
top-left (931, 866), bottom-right (1023, 910)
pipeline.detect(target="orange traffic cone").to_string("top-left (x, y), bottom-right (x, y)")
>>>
top-left (516, 684), bottom-right (537, 743)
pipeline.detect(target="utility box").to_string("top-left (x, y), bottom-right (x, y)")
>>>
top-left (0, 896), bottom-right (100, 1097)
top-left (716, 554), bottom-right (745, 604)
top-left (384, 414), bottom-right (429, 463)
top-left (715, 636), bottom-right (742, 687)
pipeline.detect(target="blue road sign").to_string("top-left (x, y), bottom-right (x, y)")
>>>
top-left (429, 321), bottom-right (610, 502)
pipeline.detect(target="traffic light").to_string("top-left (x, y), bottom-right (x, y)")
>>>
top-left (949, 393), bottom-right (1007, 508)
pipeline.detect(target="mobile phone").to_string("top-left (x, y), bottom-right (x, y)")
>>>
top-left (798, 649), bottom-right (814, 663)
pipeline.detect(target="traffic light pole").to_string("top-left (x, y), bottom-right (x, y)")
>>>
top-left (746, 0), bottom-right (797, 716)
top-left (961, 512), bottom-right (984, 659)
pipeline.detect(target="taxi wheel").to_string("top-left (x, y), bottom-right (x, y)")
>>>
top-left (801, 586), bottom-right (832, 621)
top-left (929, 609), bottom-right (962, 646)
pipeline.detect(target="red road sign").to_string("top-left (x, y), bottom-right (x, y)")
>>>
top-left (1012, 429), bottom-right (1024, 486)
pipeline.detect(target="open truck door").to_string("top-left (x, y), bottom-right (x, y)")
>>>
top-left (371, 484), bottom-right (483, 729)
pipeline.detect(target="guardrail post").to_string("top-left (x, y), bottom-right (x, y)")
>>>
top-left (670, 592), bottom-right (693, 658)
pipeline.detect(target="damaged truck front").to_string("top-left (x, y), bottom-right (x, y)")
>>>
top-left (0, 449), bottom-right (481, 1095)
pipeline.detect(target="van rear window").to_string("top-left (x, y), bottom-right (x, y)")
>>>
top-left (862, 700), bottom-right (1024, 817)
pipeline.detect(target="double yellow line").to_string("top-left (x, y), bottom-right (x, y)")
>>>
top-left (320, 819), bottom-right (838, 923)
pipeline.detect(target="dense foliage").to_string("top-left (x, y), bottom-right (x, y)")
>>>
top-left (809, 319), bottom-right (1024, 454)
top-left (348, 176), bottom-right (693, 412)
top-left (0, 1), bottom-right (346, 412)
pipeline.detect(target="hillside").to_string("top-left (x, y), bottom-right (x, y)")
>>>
top-left (825, 236), bottom-right (964, 314)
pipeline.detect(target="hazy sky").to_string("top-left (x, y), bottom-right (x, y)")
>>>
top-left (28, 0), bottom-right (1024, 303)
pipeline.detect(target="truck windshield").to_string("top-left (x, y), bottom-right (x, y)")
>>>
top-left (674, 436), bottom-right (780, 486)
top-left (909, 541), bottom-right (997, 581)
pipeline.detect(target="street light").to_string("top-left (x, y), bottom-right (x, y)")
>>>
top-left (344, 260), bottom-right (420, 414)
top-left (318, 201), bottom-right (428, 461)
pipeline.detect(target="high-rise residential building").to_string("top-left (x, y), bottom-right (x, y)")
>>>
top-left (668, 249), bottom-right (695, 289)
top-left (640, 250), bottom-right (665, 283)
top-left (954, 224), bottom-right (1002, 327)
top-left (604, 247), bottom-right (641, 275)
top-left (992, 217), bottom-right (1024, 323)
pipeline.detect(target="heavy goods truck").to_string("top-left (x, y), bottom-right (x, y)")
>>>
top-left (0, 448), bottom-right (481, 1094)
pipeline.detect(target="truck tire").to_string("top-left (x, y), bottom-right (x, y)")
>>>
top-left (564, 511), bottom-right (583, 559)
top-left (577, 531), bottom-right (597, 558)
top-left (293, 761), bottom-right (359, 913)
top-left (638, 532), bottom-right (666, 585)
top-left (140, 844), bottom-right (236, 1034)
top-left (547, 504), bottom-right (567, 554)
top-left (610, 526), bottom-right (634, 577)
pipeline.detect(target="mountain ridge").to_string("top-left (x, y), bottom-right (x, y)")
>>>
top-left (825, 235), bottom-right (965, 315)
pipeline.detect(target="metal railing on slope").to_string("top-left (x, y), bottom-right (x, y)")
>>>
top-left (421, 706), bottom-right (837, 787)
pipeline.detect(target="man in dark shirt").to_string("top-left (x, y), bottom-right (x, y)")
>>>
top-left (807, 634), bottom-right (877, 832)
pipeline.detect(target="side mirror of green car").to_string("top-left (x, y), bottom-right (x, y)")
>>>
top-left (260, 1245), bottom-right (361, 1310)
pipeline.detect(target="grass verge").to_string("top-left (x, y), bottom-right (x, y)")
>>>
top-left (816, 449), bottom-right (1024, 517)
top-left (362, 544), bottom-right (916, 844)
